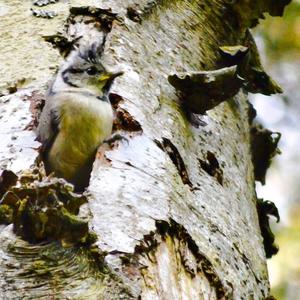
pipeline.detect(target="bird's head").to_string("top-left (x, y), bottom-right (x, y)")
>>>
top-left (59, 41), bottom-right (123, 96)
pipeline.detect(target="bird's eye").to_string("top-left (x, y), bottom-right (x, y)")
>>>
top-left (86, 67), bottom-right (97, 75)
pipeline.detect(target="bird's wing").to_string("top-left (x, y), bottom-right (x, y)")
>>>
top-left (36, 101), bottom-right (61, 154)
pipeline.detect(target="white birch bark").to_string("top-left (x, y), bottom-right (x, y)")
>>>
top-left (0, 0), bottom-right (289, 299)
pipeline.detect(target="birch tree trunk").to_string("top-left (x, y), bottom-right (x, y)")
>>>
top-left (0, 0), bottom-right (289, 299)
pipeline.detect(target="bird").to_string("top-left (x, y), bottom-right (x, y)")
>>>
top-left (36, 41), bottom-right (123, 192)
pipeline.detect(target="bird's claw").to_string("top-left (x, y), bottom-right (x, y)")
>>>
top-left (104, 133), bottom-right (129, 146)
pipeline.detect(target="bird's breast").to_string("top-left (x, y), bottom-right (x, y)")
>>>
top-left (48, 94), bottom-right (113, 181)
top-left (61, 97), bottom-right (113, 143)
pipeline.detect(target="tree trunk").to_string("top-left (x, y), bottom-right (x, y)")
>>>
top-left (0, 0), bottom-right (289, 299)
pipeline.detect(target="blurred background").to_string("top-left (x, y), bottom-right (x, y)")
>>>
top-left (251, 1), bottom-right (300, 298)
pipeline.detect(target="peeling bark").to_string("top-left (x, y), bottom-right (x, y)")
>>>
top-left (0, 0), bottom-right (290, 299)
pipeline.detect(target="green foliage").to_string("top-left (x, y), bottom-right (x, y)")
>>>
top-left (257, 1), bottom-right (300, 60)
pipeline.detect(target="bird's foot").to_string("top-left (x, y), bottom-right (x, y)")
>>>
top-left (104, 133), bottom-right (129, 147)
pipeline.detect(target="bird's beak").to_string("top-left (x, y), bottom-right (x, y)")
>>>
top-left (98, 71), bottom-right (124, 82)
top-left (102, 71), bottom-right (124, 93)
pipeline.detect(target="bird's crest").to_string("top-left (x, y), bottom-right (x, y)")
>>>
top-left (78, 34), bottom-right (107, 64)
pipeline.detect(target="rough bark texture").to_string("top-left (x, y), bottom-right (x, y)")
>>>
top-left (0, 0), bottom-right (289, 299)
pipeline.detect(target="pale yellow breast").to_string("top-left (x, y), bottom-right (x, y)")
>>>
top-left (48, 93), bottom-right (113, 181)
